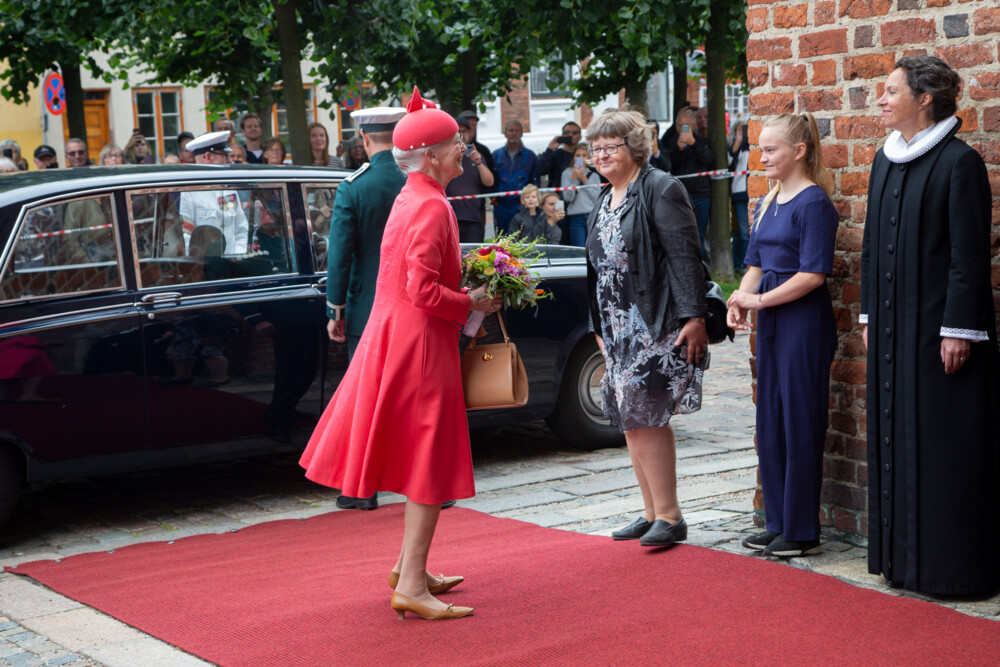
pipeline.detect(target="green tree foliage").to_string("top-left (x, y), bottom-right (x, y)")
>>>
top-left (106, 0), bottom-right (314, 162)
top-left (0, 0), bottom-right (114, 140)
top-left (310, 0), bottom-right (547, 114)
top-left (538, 0), bottom-right (712, 111)
top-left (105, 0), bottom-right (283, 126)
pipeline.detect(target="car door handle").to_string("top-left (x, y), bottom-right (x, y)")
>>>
top-left (314, 276), bottom-right (327, 287)
top-left (140, 292), bottom-right (182, 304)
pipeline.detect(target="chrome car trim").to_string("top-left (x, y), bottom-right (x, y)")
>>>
top-left (0, 302), bottom-right (138, 337)
top-left (140, 292), bottom-right (182, 303)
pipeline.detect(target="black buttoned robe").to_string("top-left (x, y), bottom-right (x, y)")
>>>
top-left (861, 122), bottom-right (1000, 595)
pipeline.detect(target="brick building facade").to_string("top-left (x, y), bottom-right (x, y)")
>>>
top-left (746, 0), bottom-right (1000, 543)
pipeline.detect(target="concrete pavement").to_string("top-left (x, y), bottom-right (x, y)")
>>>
top-left (1, 330), bottom-right (997, 665)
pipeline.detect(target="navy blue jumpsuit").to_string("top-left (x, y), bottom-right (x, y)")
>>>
top-left (745, 185), bottom-right (838, 542)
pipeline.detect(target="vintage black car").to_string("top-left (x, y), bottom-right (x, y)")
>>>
top-left (0, 165), bottom-right (619, 527)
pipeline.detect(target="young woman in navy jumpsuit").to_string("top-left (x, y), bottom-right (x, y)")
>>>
top-left (727, 113), bottom-right (838, 558)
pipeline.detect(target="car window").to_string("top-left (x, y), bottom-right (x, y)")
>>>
top-left (0, 195), bottom-right (122, 302)
top-left (303, 184), bottom-right (338, 273)
top-left (130, 185), bottom-right (296, 288)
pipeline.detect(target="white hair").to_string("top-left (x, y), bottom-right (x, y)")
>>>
top-left (0, 139), bottom-right (20, 152)
top-left (0, 158), bottom-right (19, 173)
top-left (392, 146), bottom-right (431, 174)
top-left (392, 135), bottom-right (456, 175)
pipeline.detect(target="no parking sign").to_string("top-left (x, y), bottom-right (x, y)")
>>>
top-left (43, 71), bottom-right (66, 115)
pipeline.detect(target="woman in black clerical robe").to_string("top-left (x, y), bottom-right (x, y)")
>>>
top-left (861, 56), bottom-right (1000, 595)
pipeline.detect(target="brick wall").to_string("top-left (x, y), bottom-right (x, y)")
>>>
top-left (500, 70), bottom-right (532, 133)
top-left (746, 0), bottom-right (1000, 543)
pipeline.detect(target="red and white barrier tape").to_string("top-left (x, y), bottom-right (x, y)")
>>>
top-left (25, 224), bottom-right (113, 240)
top-left (677, 169), bottom-right (751, 179)
top-left (447, 184), bottom-right (596, 201)
top-left (446, 170), bottom-right (751, 201)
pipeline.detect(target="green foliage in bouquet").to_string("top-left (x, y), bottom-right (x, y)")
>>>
top-left (460, 233), bottom-right (554, 309)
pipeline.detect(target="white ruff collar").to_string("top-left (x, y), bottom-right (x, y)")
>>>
top-left (883, 116), bottom-right (957, 164)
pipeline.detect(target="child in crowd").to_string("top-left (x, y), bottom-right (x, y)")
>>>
top-left (510, 185), bottom-right (562, 244)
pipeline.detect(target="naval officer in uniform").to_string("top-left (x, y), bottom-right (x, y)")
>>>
top-left (326, 106), bottom-right (407, 511)
top-left (179, 131), bottom-right (249, 256)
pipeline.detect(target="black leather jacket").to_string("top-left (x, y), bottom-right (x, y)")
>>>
top-left (586, 164), bottom-right (707, 341)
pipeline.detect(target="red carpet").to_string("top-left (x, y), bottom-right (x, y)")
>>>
top-left (9, 505), bottom-right (1000, 666)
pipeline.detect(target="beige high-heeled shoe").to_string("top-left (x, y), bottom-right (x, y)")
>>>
top-left (390, 591), bottom-right (473, 620)
top-left (388, 571), bottom-right (464, 594)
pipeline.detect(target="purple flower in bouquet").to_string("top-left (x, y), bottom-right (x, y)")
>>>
top-left (460, 232), bottom-right (553, 310)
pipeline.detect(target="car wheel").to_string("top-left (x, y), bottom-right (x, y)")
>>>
top-left (0, 445), bottom-right (25, 530)
top-left (547, 338), bottom-right (624, 450)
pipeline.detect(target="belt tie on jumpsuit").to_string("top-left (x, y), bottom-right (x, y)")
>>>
top-left (756, 270), bottom-right (795, 340)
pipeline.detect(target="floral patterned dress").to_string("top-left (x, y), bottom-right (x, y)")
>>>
top-left (586, 189), bottom-right (706, 432)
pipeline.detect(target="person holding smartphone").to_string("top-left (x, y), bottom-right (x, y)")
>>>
top-left (445, 116), bottom-right (495, 242)
top-left (538, 121), bottom-right (583, 189)
top-left (0, 140), bottom-right (28, 171)
top-left (124, 131), bottom-right (155, 165)
top-left (561, 144), bottom-right (602, 246)
top-left (665, 108), bottom-right (714, 260)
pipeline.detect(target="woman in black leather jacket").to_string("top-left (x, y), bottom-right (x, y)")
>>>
top-left (584, 107), bottom-right (708, 549)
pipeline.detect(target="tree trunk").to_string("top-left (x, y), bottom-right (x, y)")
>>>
top-left (624, 78), bottom-right (648, 112)
top-left (274, 0), bottom-right (309, 165)
top-left (60, 61), bottom-right (87, 146)
top-left (672, 58), bottom-right (688, 117)
top-left (459, 47), bottom-right (479, 112)
top-left (705, 20), bottom-right (733, 280)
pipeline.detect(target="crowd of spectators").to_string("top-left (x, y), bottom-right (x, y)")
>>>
top-left (2, 104), bottom-right (750, 257)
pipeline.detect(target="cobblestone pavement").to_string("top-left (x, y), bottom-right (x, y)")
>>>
top-left (1, 330), bottom-right (997, 665)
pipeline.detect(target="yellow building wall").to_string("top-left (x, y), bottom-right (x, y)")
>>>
top-left (0, 61), bottom-right (44, 169)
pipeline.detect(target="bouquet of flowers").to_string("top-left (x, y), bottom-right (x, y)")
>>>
top-left (460, 233), bottom-right (551, 335)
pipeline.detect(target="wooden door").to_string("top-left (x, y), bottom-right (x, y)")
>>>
top-left (63, 92), bottom-right (110, 164)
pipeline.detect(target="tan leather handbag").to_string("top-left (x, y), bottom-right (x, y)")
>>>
top-left (461, 312), bottom-right (529, 410)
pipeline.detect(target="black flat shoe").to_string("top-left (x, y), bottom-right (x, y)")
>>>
top-left (336, 493), bottom-right (378, 510)
top-left (612, 517), bottom-right (652, 541)
top-left (742, 530), bottom-right (780, 551)
top-left (763, 537), bottom-right (821, 558)
top-left (639, 519), bottom-right (688, 547)
top-left (441, 500), bottom-right (457, 509)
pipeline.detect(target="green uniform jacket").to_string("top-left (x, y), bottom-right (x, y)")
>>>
top-left (326, 149), bottom-right (406, 337)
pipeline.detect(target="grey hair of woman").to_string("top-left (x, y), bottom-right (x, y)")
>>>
top-left (392, 135), bottom-right (456, 174)
top-left (0, 138), bottom-right (20, 153)
top-left (893, 56), bottom-right (961, 122)
top-left (98, 144), bottom-right (123, 165)
top-left (584, 106), bottom-right (655, 165)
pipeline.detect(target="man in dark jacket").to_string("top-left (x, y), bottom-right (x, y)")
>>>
top-left (665, 108), bottom-right (713, 260)
top-left (326, 106), bottom-right (406, 510)
top-left (537, 121), bottom-right (582, 188)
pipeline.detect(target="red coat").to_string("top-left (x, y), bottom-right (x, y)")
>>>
top-left (300, 172), bottom-right (475, 504)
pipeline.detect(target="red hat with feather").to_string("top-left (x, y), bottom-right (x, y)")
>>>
top-left (392, 86), bottom-right (459, 151)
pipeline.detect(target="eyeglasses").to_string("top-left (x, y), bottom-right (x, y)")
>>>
top-left (67, 150), bottom-right (87, 156)
top-left (588, 143), bottom-right (625, 156)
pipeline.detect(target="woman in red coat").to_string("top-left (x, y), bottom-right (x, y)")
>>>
top-left (300, 88), bottom-right (501, 620)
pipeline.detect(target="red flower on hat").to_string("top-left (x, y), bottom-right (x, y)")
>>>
top-left (393, 86), bottom-right (458, 151)
top-left (406, 86), bottom-right (436, 112)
